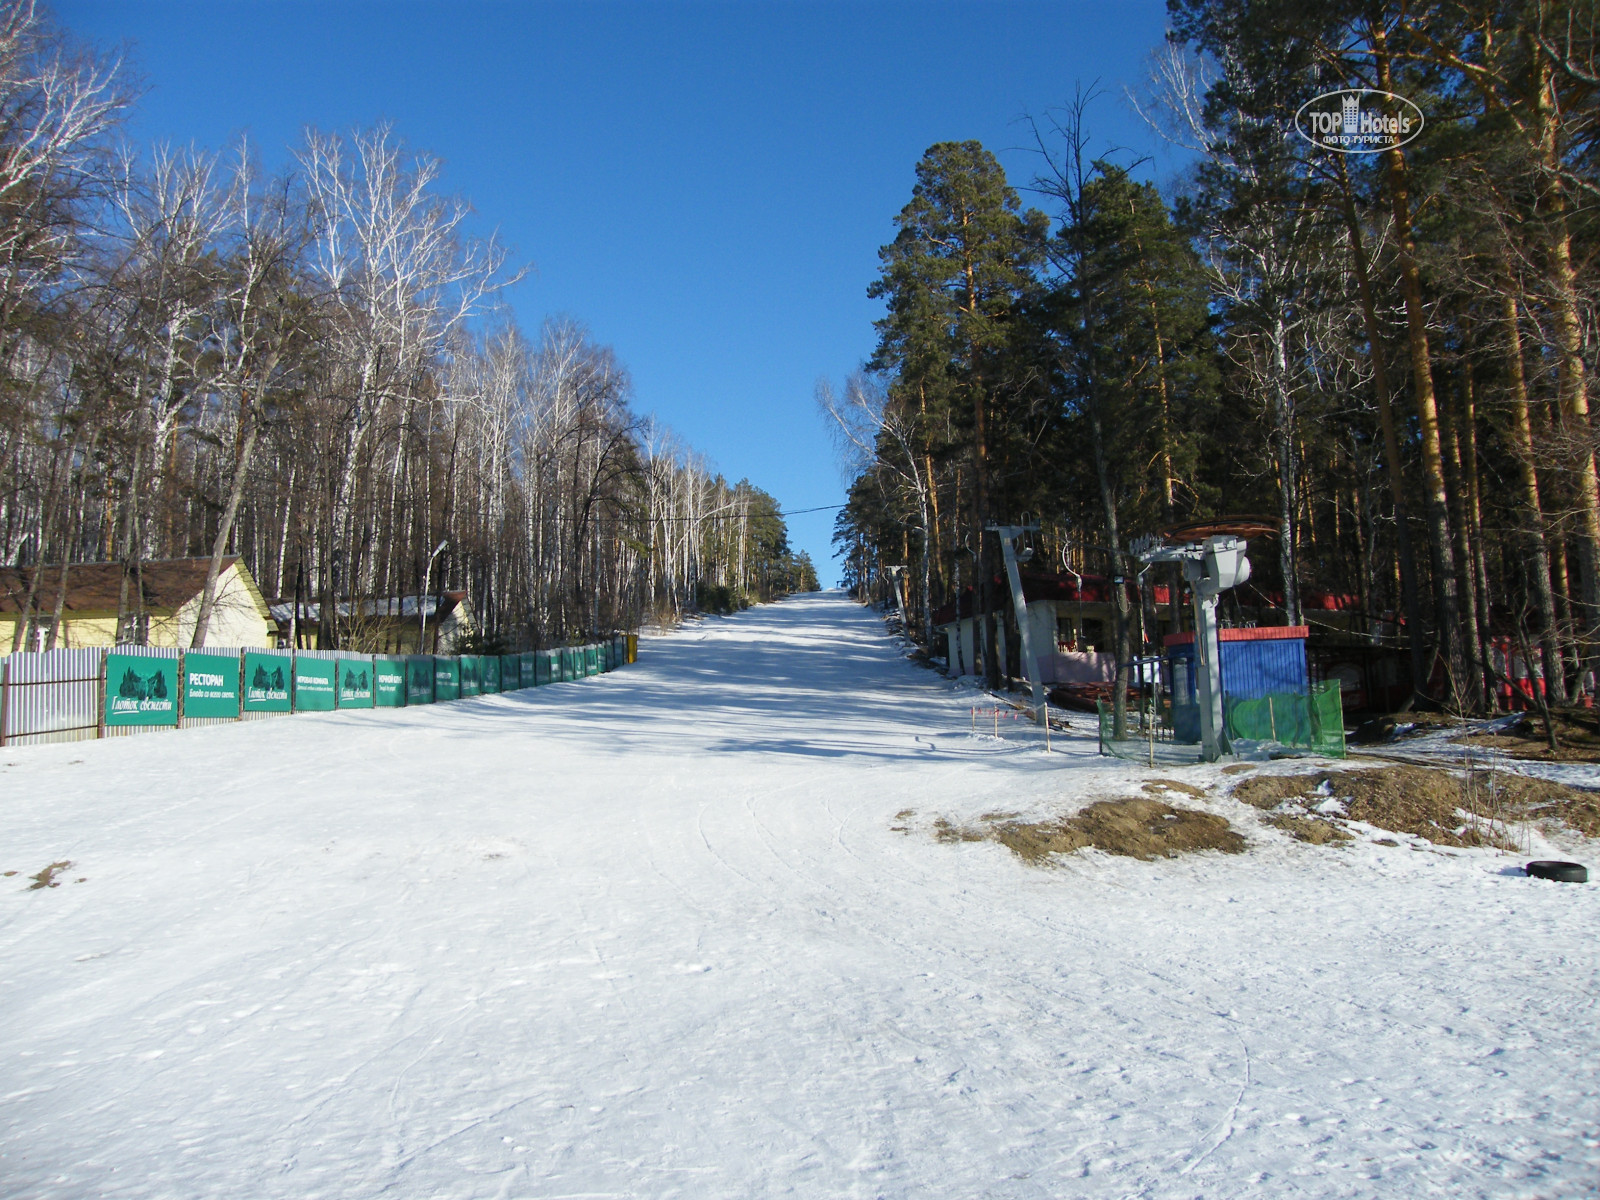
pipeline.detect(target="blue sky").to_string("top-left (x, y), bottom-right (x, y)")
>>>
top-left (58, 0), bottom-right (1179, 580)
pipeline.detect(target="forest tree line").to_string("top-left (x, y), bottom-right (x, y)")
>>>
top-left (828, 0), bottom-right (1597, 714)
top-left (0, 1), bottom-right (816, 655)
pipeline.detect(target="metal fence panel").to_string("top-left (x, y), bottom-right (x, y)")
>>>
top-left (105, 651), bottom-right (179, 728)
top-left (406, 656), bottom-right (435, 704)
top-left (183, 651), bottom-right (241, 720)
top-left (374, 656), bottom-right (407, 707)
top-left (293, 656), bottom-right (337, 712)
top-left (244, 651), bottom-right (292, 712)
top-left (2, 648), bottom-right (101, 745)
top-left (434, 657), bottom-right (460, 701)
top-left (335, 656), bottom-right (375, 708)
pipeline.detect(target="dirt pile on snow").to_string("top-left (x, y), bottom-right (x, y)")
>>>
top-left (1229, 764), bottom-right (1599, 846)
top-left (940, 798), bottom-right (1246, 864)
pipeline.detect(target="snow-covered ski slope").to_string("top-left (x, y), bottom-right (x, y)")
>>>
top-left (2, 591), bottom-right (1596, 1199)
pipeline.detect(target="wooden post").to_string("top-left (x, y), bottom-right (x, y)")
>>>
top-left (177, 651), bottom-right (186, 729)
top-left (96, 651), bottom-right (106, 739)
top-left (0, 658), bottom-right (9, 748)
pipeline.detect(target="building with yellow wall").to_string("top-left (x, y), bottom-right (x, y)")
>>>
top-left (0, 558), bottom-right (274, 651)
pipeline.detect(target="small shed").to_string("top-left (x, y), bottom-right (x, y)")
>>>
top-left (1164, 625), bottom-right (1310, 703)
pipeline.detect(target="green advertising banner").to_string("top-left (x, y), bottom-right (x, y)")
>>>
top-left (536, 651), bottom-right (553, 685)
top-left (434, 657), bottom-right (460, 701)
top-left (501, 654), bottom-right (522, 691)
top-left (585, 645), bottom-right (599, 676)
top-left (183, 651), bottom-right (240, 719)
top-left (293, 657), bottom-right (336, 712)
top-left (374, 658), bottom-right (407, 707)
top-left (243, 652), bottom-right (292, 712)
top-left (459, 655), bottom-right (481, 697)
top-left (481, 655), bottom-right (501, 694)
top-left (562, 647), bottom-right (577, 682)
top-left (105, 653), bottom-right (179, 727)
top-left (406, 656), bottom-right (435, 705)
top-left (336, 657), bottom-right (375, 708)
top-left (600, 643), bottom-right (612, 673)
top-left (521, 652), bottom-right (538, 687)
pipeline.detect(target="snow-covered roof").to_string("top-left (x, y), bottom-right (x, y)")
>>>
top-left (267, 592), bottom-right (468, 625)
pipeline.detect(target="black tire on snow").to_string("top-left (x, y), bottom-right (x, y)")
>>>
top-left (1525, 860), bottom-right (1589, 883)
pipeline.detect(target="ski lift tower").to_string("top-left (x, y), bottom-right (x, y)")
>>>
top-left (1131, 528), bottom-right (1256, 762)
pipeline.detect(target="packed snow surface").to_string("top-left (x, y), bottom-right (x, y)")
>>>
top-left (2, 592), bottom-right (1596, 1198)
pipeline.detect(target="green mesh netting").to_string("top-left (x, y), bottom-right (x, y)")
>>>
top-left (1097, 681), bottom-right (1347, 762)
top-left (1223, 681), bottom-right (1347, 758)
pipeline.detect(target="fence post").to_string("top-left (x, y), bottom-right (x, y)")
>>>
top-left (177, 650), bottom-right (186, 729)
top-left (96, 650), bottom-right (106, 739)
top-left (0, 658), bottom-right (8, 748)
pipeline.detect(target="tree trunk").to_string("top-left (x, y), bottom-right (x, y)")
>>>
top-left (1502, 290), bottom-right (1568, 702)
top-left (1336, 154), bottom-right (1427, 701)
top-left (191, 419), bottom-right (261, 648)
top-left (1377, 39), bottom-right (1465, 704)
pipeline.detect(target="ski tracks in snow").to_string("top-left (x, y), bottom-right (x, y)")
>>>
top-left (1, 593), bottom-right (1597, 1198)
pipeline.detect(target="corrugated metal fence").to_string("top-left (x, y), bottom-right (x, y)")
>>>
top-left (0, 635), bottom-right (635, 748)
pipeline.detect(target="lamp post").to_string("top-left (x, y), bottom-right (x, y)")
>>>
top-left (418, 539), bottom-right (447, 653)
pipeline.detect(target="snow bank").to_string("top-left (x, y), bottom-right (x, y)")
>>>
top-left (1, 592), bottom-right (1595, 1198)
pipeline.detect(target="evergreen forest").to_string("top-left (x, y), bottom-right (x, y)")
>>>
top-left (829, 0), bottom-right (1599, 716)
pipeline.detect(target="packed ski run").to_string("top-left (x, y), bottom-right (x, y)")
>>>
top-left (1, 591), bottom-right (1596, 1199)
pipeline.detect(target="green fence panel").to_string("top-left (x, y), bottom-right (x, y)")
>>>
top-left (434, 656), bottom-right (460, 701)
top-left (293, 656), bottom-right (337, 712)
top-left (406, 656), bottom-right (435, 704)
top-left (459, 655), bottom-right (481, 697)
top-left (585, 645), bottom-right (599, 676)
top-left (105, 652), bottom-right (179, 727)
top-left (243, 651), bottom-right (292, 712)
top-left (1309, 681), bottom-right (1348, 758)
top-left (500, 654), bottom-right (521, 691)
top-left (1222, 683), bottom-right (1347, 758)
top-left (535, 651), bottom-right (552, 685)
top-left (374, 657), bottom-right (407, 707)
top-left (563, 647), bottom-right (578, 682)
top-left (336, 656), bottom-right (375, 708)
top-left (521, 651), bottom-right (538, 687)
top-left (482, 655), bottom-right (501, 694)
top-left (183, 651), bottom-right (240, 719)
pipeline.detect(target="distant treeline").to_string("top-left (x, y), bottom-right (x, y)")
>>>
top-left (828, 0), bottom-right (1597, 714)
top-left (0, 1), bottom-right (816, 656)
